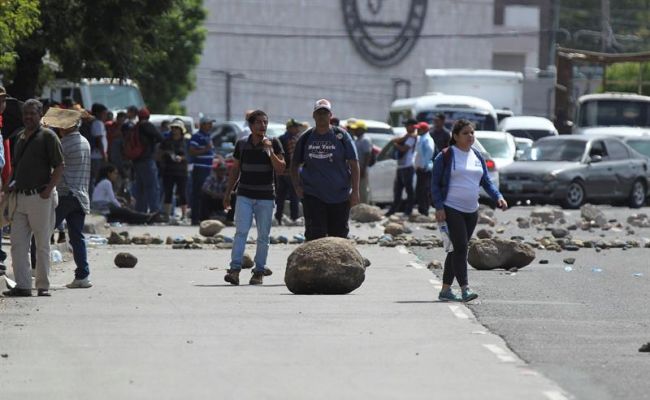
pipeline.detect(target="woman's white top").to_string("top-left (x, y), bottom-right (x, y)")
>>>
top-left (91, 179), bottom-right (120, 208)
top-left (444, 146), bottom-right (483, 213)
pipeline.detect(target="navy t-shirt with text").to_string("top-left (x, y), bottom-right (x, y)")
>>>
top-left (293, 128), bottom-right (358, 204)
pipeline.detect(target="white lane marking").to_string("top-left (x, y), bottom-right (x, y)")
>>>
top-left (408, 261), bottom-right (425, 270)
top-left (448, 305), bottom-right (469, 319)
top-left (428, 279), bottom-right (442, 289)
top-left (483, 344), bottom-right (517, 363)
top-left (543, 391), bottom-right (569, 400)
top-left (396, 246), bottom-right (409, 254)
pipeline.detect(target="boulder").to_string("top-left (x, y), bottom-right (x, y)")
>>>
top-left (476, 229), bottom-right (493, 239)
top-left (114, 252), bottom-right (138, 268)
top-left (384, 222), bottom-right (407, 236)
top-left (468, 238), bottom-right (535, 270)
top-left (530, 207), bottom-right (566, 224)
top-left (107, 231), bottom-right (128, 245)
top-left (408, 214), bottom-right (435, 223)
top-left (131, 234), bottom-right (153, 245)
top-left (477, 213), bottom-right (497, 227)
top-left (199, 220), bottom-right (225, 237)
top-left (284, 237), bottom-right (369, 294)
top-left (350, 204), bottom-right (384, 223)
top-left (551, 228), bottom-right (569, 239)
top-left (581, 204), bottom-right (607, 226)
top-left (242, 253), bottom-right (254, 269)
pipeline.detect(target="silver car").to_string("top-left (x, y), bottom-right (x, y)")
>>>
top-left (500, 136), bottom-right (650, 209)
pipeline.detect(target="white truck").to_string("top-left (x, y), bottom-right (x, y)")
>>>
top-left (41, 78), bottom-right (145, 112)
top-left (573, 92), bottom-right (650, 137)
top-left (424, 69), bottom-right (524, 118)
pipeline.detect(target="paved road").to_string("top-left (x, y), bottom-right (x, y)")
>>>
top-left (411, 205), bottom-right (650, 400)
top-left (0, 223), bottom-right (567, 399)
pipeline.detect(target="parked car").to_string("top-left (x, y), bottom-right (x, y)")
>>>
top-left (499, 136), bottom-right (649, 209)
top-left (514, 137), bottom-right (534, 159)
top-left (149, 114), bottom-right (195, 136)
top-left (498, 116), bottom-right (558, 141)
top-left (368, 138), bottom-right (498, 206)
top-left (210, 120), bottom-right (285, 155)
top-left (474, 131), bottom-right (517, 170)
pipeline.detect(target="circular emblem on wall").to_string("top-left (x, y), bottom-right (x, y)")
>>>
top-left (342, 0), bottom-right (428, 68)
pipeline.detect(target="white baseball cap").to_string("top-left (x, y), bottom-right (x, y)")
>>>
top-left (313, 98), bottom-right (332, 112)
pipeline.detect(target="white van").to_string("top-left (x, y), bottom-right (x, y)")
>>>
top-left (41, 78), bottom-right (145, 112)
top-left (389, 93), bottom-right (498, 131)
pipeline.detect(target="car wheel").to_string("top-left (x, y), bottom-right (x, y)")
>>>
top-left (563, 180), bottom-right (585, 209)
top-left (628, 179), bottom-right (647, 208)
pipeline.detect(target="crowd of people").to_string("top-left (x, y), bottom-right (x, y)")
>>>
top-left (0, 86), bottom-right (507, 301)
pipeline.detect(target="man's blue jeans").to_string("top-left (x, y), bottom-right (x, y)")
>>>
top-left (229, 195), bottom-right (274, 273)
top-left (55, 194), bottom-right (89, 280)
top-left (133, 158), bottom-right (160, 213)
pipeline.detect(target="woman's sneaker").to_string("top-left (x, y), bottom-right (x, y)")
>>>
top-left (462, 287), bottom-right (479, 302)
top-left (438, 288), bottom-right (462, 302)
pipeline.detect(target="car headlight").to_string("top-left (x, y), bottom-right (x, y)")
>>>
top-left (542, 173), bottom-right (557, 182)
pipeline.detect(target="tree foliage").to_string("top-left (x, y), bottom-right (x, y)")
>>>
top-left (2, 0), bottom-right (206, 113)
top-left (559, 0), bottom-right (650, 53)
top-left (605, 62), bottom-right (650, 95)
top-left (0, 0), bottom-right (40, 73)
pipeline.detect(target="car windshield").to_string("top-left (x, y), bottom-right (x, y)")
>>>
top-left (578, 99), bottom-right (650, 128)
top-left (524, 140), bottom-right (585, 162)
top-left (625, 140), bottom-right (650, 158)
top-left (88, 84), bottom-right (144, 110)
top-left (506, 129), bottom-right (553, 141)
top-left (477, 137), bottom-right (514, 159)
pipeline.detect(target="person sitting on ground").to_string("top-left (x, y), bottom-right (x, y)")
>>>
top-left (91, 164), bottom-right (159, 225)
top-left (200, 158), bottom-right (229, 221)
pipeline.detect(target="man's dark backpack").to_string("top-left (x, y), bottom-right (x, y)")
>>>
top-left (122, 122), bottom-right (145, 161)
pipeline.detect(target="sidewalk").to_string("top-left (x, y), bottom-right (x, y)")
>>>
top-left (0, 224), bottom-right (569, 399)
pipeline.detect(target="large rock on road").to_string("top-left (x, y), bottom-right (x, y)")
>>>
top-left (468, 238), bottom-right (536, 270)
top-left (350, 204), bottom-right (384, 223)
top-left (284, 237), bottom-right (369, 294)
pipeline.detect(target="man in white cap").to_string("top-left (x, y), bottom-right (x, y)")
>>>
top-left (291, 99), bottom-right (360, 241)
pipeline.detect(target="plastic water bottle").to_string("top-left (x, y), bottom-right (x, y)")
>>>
top-left (50, 250), bottom-right (63, 263)
top-left (438, 222), bottom-right (454, 253)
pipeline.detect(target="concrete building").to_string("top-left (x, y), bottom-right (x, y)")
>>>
top-left (184, 0), bottom-right (550, 123)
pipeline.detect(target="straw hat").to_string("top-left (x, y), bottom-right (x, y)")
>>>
top-left (41, 107), bottom-right (82, 129)
top-left (169, 120), bottom-right (187, 134)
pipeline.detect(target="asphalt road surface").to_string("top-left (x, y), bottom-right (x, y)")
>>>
top-left (411, 205), bottom-right (650, 400)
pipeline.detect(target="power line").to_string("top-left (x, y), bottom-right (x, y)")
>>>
top-left (206, 29), bottom-right (548, 40)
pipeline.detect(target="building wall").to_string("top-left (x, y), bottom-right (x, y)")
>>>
top-left (185, 0), bottom-right (541, 123)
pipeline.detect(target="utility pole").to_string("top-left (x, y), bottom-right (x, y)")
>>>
top-left (212, 70), bottom-right (245, 120)
top-left (549, 0), bottom-right (560, 69)
top-left (601, 0), bottom-right (611, 52)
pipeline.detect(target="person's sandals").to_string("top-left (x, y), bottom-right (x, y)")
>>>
top-left (224, 269), bottom-right (240, 285)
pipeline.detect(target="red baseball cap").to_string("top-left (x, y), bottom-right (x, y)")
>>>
top-left (416, 121), bottom-right (430, 130)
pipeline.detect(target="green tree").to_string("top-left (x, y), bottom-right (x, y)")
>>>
top-left (605, 62), bottom-right (650, 95)
top-left (3, 0), bottom-right (206, 113)
top-left (0, 0), bottom-right (40, 74)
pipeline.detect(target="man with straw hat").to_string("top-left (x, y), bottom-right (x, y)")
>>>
top-left (43, 107), bottom-right (93, 289)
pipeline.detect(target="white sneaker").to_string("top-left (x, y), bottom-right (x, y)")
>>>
top-left (66, 277), bottom-right (93, 289)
